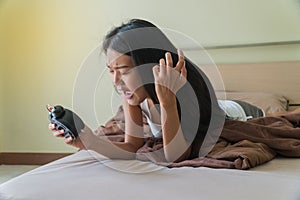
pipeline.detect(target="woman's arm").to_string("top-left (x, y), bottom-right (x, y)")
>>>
top-left (50, 97), bottom-right (144, 160)
top-left (160, 102), bottom-right (191, 162)
top-left (153, 50), bottom-right (191, 162)
top-left (115, 96), bottom-right (145, 153)
top-left (80, 97), bottom-right (144, 159)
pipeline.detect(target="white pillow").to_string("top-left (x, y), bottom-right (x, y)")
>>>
top-left (216, 92), bottom-right (288, 114)
top-left (218, 100), bottom-right (247, 121)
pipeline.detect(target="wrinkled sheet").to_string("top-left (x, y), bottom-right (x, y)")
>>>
top-left (143, 115), bottom-right (300, 169)
top-left (97, 107), bottom-right (300, 169)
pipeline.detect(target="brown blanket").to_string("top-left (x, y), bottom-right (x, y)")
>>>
top-left (95, 106), bottom-right (300, 170)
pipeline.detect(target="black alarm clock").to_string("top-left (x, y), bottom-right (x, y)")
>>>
top-left (47, 105), bottom-right (84, 139)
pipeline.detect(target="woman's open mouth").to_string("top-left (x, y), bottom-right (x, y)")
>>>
top-left (116, 86), bottom-right (134, 99)
top-left (124, 91), bottom-right (133, 99)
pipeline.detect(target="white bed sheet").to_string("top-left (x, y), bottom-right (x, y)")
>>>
top-left (0, 150), bottom-right (299, 200)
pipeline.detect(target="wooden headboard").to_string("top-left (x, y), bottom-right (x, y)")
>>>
top-left (197, 61), bottom-right (300, 109)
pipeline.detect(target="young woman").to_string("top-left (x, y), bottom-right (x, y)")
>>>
top-left (49, 19), bottom-right (225, 163)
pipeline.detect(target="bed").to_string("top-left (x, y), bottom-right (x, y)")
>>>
top-left (0, 61), bottom-right (300, 200)
top-left (0, 150), bottom-right (300, 200)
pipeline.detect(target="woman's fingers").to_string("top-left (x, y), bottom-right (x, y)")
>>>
top-left (165, 52), bottom-right (173, 67)
top-left (152, 65), bottom-right (159, 77)
top-left (48, 123), bottom-right (55, 130)
top-left (48, 123), bottom-right (84, 149)
top-left (49, 123), bottom-right (65, 138)
top-left (175, 49), bottom-right (185, 72)
top-left (178, 49), bottom-right (184, 58)
top-left (64, 136), bottom-right (73, 144)
top-left (180, 61), bottom-right (187, 78)
top-left (53, 130), bottom-right (65, 138)
top-left (159, 58), bottom-right (166, 74)
top-left (155, 50), bottom-right (186, 79)
top-left (178, 49), bottom-right (187, 78)
top-left (153, 50), bottom-right (187, 105)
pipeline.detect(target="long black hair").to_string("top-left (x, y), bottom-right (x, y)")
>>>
top-left (102, 19), bottom-right (224, 159)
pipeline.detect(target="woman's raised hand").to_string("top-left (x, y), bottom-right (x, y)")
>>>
top-left (152, 49), bottom-right (187, 107)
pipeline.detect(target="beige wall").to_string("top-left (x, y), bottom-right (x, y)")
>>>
top-left (0, 0), bottom-right (106, 153)
top-left (184, 44), bottom-right (300, 64)
top-left (0, 0), bottom-right (299, 153)
top-left (0, 55), bottom-right (3, 152)
top-left (0, 13), bottom-right (3, 152)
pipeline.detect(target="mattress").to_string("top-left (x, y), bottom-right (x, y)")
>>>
top-left (0, 150), bottom-right (299, 200)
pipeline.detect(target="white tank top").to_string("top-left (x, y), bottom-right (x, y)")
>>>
top-left (140, 99), bottom-right (162, 138)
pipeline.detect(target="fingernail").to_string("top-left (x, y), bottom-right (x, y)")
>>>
top-left (178, 49), bottom-right (183, 56)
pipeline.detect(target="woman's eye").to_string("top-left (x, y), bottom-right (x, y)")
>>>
top-left (121, 71), bottom-right (130, 75)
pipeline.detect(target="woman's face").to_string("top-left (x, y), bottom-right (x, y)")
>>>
top-left (106, 48), bottom-right (148, 106)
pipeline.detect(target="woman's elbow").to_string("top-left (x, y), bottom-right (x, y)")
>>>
top-left (165, 146), bottom-right (191, 163)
